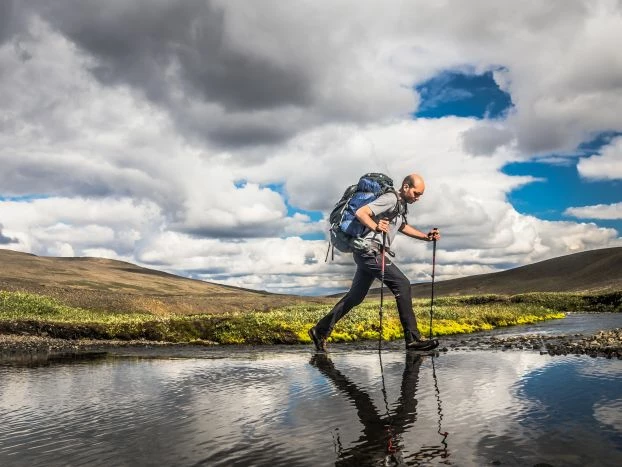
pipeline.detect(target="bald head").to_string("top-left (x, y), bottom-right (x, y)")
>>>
top-left (400, 173), bottom-right (426, 204)
top-left (402, 173), bottom-right (425, 190)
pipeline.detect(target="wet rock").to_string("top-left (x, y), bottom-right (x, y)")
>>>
top-left (447, 327), bottom-right (622, 359)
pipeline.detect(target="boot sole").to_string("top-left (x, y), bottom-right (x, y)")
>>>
top-left (406, 339), bottom-right (439, 352)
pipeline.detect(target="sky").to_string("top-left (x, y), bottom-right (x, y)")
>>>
top-left (1, 0), bottom-right (621, 296)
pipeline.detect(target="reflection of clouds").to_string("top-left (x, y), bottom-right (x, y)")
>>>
top-left (1, 351), bottom-right (621, 466)
top-left (422, 351), bottom-right (551, 465)
top-left (476, 355), bottom-right (622, 466)
top-left (0, 369), bottom-right (33, 413)
top-left (576, 358), bottom-right (622, 380)
top-left (0, 352), bottom-right (550, 466)
top-left (594, 398), bottom-right (622, 432)
top-left (437, 351), bottom-right (548, 418)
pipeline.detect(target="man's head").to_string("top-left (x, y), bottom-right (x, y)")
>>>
top-left (400, 173), bottom-right (425, 204)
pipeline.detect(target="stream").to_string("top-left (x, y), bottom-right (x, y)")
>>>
top-left (1, 313), bottom-right (621, 466)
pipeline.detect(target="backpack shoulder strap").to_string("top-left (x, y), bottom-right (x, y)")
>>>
top-left (382, 189), bottom-right (402, 221)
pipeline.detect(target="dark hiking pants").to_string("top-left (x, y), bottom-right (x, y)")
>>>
top-left (315, 251), bottom-right (421, 343)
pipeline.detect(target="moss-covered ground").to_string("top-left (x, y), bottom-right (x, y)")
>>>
top-left (1, 291), bottom-right (620, 345)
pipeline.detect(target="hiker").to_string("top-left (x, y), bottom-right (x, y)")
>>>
top-left (309, 173), bottom-right (440, 351)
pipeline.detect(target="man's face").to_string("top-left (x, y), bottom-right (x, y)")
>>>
top-left (402, 182), bottom-right (424, 204)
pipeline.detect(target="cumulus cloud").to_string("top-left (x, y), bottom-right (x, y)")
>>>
top-left (13, 0), bottom-right (416, 148)
top-left (7, 1), bottom-right (620, 154)
top-left (461, 124), bottom-right (515, 156)
top-left (565, 202), bottom-right (622, 220)
top-left (135, 232), bottom-right (350, 295)
top-left (0, 197), bottom-right (164, 258)
top-left (577, 137), bottom-right (622, 180)
top-left (0, 224), bottom-right (18, 245)
top-left (0, 1), bottom-right (621, 294)
top-left (0, 20), bottom-right (321, 241)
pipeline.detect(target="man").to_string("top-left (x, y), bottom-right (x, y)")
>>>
top-left (309, 173), bottom-right (440, 351)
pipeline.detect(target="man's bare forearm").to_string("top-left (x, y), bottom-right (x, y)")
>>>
top-left (399, 224), bottom-right (433, 241)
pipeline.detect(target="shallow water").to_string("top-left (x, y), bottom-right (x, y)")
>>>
top-left (470, 312), bottom-right (622, 338)
top-left (2, 314), bottom-right (622, 466)
top-left (1, 348), bottom-right (621, 467)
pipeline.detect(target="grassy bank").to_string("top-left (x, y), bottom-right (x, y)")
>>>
top-left (1, 291), bottom-right (620, 345)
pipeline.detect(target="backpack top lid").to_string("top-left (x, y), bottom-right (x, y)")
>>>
top-left (356, 173), bottom-right (394, 195)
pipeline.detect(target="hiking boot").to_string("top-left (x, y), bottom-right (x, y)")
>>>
top-left (405, 338), bottom-right (439, 351)
top-left (308, 327), bottom-right (327, 353)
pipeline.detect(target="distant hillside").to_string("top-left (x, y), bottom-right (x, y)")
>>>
top-left (0, 249), bottom-right (329, 315)
top-left (366, 247), bottom-right (622, 299)
top-left (2, 247), bottom-right (619, 315)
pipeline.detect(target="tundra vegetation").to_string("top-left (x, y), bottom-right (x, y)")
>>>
top-left (0, 291), bottom-right (620, 345)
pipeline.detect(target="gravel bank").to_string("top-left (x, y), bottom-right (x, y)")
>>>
top-left (0, 334), bottom-right (218, 364)
top-left (439, 328), bottom-right (622, 359)
top-left (2, 328), bottom-right (622, 364)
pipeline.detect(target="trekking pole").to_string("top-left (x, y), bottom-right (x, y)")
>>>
top-left (429, 228), bottom-right (438, 340)
top-left (379, 232), bottom-right (387, 350)
top-left (431, 356), bottom-right (449, 454)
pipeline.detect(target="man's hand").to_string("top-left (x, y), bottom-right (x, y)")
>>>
top-left (427, 228), bottom-right (440, 241)
top-left (355, 206), bottom-right (390, 234)
top-left (376, 219), bottom-right (390, 233)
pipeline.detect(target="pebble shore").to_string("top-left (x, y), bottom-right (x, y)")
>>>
top-left (0, 334), bottom-right (191, 364)
top-left (1, 328), bottom-right (622, 364)
top-left (439, 328), bottom-right (622, 359)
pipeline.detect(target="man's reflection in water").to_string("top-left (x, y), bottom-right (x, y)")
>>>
top-left (309, 353), bottom-right (449, 466)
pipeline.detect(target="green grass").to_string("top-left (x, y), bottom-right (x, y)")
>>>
top-left (1, 290), bottom-right (620, 345)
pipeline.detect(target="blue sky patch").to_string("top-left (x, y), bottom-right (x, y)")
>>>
top-left (503, 160), bottom-right (621, 233)
top-left (413, 69), bottom-right (620, 236)
top-left (0, 194), bottom-right (50, 202)
top-left (415, 70), bottom-right (513, 119)
top-left (258, 182), bottom-right (325, 240)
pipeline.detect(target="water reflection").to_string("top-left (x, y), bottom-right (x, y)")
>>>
top-left (477, 357), bottom-right (622, 466)
top-left (1, 350), bottom-right (621, 466)
top-left (309, 352), bottom-right (450, 465)
top-left (0, 350), bottom-right (108, 367)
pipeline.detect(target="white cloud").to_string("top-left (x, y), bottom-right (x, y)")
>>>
top-left (565, 202), bottom-right (622, 220)
top-left (0, 1), bottom-right (621, 295)
top-left (577, 137), bottom-right (622, 180)
top-left (0, 197), bottom-right (164, 259)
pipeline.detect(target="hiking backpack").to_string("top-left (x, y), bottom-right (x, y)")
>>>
top-left (326, 173), bottom-right (402, 259)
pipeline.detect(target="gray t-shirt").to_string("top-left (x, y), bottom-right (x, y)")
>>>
top-left (363, 192), bottom-right (407, 249)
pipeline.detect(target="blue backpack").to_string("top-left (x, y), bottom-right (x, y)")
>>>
top-left (327, 173), bottom-right (401, 258)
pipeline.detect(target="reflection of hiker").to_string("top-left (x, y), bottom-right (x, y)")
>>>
top-left (309, 353), bottom-right (425, 465)
top-left (309, 173), bottom-right (441, 352)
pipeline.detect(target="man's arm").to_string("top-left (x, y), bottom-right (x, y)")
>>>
top-left (355, 205), bottom-right (388, 233)
top-left (399, 223), bottom-right (440, 241)
top-left (354, 192), bottom-right (398, 234)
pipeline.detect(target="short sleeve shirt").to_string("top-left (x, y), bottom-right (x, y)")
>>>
top-left (363, 192), bottom-right (406, 249)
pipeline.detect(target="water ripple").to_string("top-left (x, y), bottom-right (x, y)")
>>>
top-left (1, 350), bottom-right (621, 466)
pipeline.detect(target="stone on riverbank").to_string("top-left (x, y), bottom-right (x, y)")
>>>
top-left (445, 328), bottom-right (622, 359)
top-left (2, 328), bottom-right (622, 363)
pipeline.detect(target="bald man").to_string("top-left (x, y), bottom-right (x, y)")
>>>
top-left (309, 173), bottom-right (441, 352)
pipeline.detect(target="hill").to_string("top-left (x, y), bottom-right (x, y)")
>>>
top-left (0, 249), bottom-right (329, 315)
top-left (366, 247), bottom-right (622, 299)
top-left (2, 247), bottom-right (620, 315)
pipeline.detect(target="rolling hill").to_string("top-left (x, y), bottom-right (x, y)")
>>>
top-left (0, 249), bottom-right (329, 314)
top-left (1, 247), bottom-right (620, 315)
top-left (366, 247), bottom-right (622, 298)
